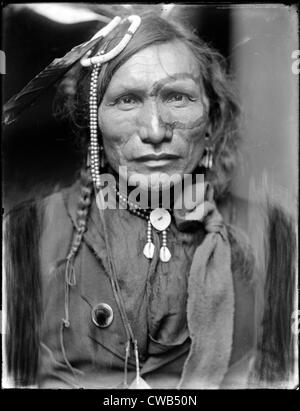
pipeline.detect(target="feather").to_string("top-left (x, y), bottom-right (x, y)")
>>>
top-left (3, 35), bottom-right (104, 125)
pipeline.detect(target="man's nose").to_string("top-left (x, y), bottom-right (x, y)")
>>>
top-left (138, 102), bottom-right (171, 144)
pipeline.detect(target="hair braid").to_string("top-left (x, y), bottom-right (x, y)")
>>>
top-left (68, 167), bottom-right (93, 259)
top-left (62, 166), bottom-right (93, 330)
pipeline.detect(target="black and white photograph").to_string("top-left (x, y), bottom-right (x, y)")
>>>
top-left (2, 3), bottom-right (299, 392)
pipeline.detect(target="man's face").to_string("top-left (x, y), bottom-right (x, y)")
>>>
top-left (98, 41), bottom-right (209, 192)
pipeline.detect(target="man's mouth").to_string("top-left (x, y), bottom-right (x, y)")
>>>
top-left (135, 153), bottom-right (180, 162)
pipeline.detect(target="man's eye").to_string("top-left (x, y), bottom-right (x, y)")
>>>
top-left (169, 93), bottom-right (185, 102)
top-left (120, 96), bottom-right (136, 104)
top-left (116, 94), bottom-right (140, 108)
top-left (166, 93), bottom-right (193, 106)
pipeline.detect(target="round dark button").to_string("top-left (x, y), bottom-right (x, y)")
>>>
top-left (91, 303), bottom-right (114, 328)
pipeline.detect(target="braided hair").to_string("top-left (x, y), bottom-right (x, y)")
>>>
top-left (62, 167), bottom-right (93, 328)
top-left (69, 167), bottom-right (93, 258)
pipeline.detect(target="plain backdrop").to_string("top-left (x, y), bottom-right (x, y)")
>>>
top-left (231, 4), bottom-right (298, 203)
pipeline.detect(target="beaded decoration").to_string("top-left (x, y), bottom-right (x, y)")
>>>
top-left (89, 53), bottom-right (103, 191)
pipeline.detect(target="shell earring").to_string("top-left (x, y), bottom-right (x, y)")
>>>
top-left (200, 134), bottom-right (213, 170)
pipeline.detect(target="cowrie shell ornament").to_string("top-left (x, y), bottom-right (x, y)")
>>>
top-left (143, 242), bottom-right (155, 259)
top-left (160, 246), bottom-right (171, 262)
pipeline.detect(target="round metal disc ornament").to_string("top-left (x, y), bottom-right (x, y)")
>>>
top-left (92, 303), bottom-right (114, 328)
top-left (149, 208), bottom-right (171, 231)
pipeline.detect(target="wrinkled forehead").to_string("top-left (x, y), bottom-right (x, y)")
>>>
top-left (105, 41), bottom-right (202, 93)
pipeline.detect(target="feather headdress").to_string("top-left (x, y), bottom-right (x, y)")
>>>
top-left (3, 16), bottom-right (121, 126)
